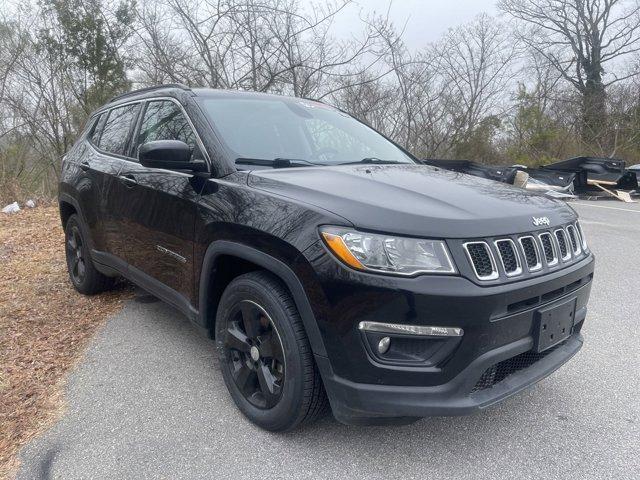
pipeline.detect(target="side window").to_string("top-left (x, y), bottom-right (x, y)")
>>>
top-left (137, 101), bottom-right (202, 159)
top-left (88, 113), bottom-right (106, 145)
top-left (98, 103), bottom-right (140, 156)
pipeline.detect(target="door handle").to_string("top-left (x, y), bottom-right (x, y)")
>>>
top-left (118, 174), bottom-right (138, 187)
top-left (80, 162), bottom-right (90, 172)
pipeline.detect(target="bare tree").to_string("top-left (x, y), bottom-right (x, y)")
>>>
top-left (0, 24), bottom-right (24, 112)
top-left (335, 14), bottom-right (518, 162)
top-left (499, 0), bottom-right (640, 147)
top-left (1, 0), bottom-right (135, 197)
top-left (434, 14), bottom-right (518, 159)
top-left (134, 0), bottom-right (389, 98)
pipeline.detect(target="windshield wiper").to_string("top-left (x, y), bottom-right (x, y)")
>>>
top-left (338, 157), bottom-right (403, 165)
top-left (235, 157), bottom-right (324, 168)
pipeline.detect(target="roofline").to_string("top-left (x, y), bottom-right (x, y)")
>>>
top-left (108, 86), bottom-right (337, 107)
top-left (108, 84), bottom-right (191, 104)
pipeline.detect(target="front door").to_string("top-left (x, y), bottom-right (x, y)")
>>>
top-left (117, 99), bottom-right (207, 307)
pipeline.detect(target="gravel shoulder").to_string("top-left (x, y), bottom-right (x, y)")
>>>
top-left (0, 206), bottom-right (131, 480)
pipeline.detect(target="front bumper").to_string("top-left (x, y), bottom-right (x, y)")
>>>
top-left (317, 331), bottom-right (583, 424)
top-left (300, 242), bottom-right (594, 424)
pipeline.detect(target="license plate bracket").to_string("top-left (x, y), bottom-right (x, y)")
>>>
top-left (534, 298), bottom-right (576, 353)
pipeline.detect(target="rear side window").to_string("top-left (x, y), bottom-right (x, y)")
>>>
top-left (136, 100), bottom-right (202, 159)
top-left (88, 114), bottom-right (106, 144)
top-left (98, 103), bottom-right (140, 156)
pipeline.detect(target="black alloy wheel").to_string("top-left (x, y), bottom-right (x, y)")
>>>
top-left (224, 299), bottom-right (286, 409)
top-left (66, 223), bottom-right (86, 285)
top-left (216, 271), bottom-right (328, 431)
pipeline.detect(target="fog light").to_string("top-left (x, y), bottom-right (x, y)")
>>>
top-left (378, 336), bottom-right (391, 354)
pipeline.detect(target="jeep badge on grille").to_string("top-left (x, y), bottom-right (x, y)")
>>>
top-left (532, 216), bottom-right (550, 226)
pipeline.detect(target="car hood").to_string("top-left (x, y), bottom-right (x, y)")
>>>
top-left (247, 164), bottom-right (577, 238)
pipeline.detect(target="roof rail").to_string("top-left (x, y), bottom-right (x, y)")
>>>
top-left (300, 96), bottom-right (345, 112)
top-left (301, 96), bottom-right (330, 105)
top-left (108, 83), bottom-right (191, 103)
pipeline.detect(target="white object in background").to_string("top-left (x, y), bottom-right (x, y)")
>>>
top-left (2, 201), bottom-right (20, 214)
top-left (513, 170), bottom-right (529, 188)
top-left (25, 199), bottom-right (36, 208)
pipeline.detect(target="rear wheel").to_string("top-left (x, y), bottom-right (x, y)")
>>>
top-left (215, 271), bottom-right (327, 431)
top-left (64, 214), bottom-right (114, 295)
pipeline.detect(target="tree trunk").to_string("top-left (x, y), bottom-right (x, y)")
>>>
top-left (581, 50), bottom-right (606, 148)
top-left (582, 81), bottom-right (606, 148)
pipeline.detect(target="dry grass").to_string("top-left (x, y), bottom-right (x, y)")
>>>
top-left (0, 205), bottom-right (132, 479)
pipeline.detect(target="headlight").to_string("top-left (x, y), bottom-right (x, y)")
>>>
top-left (320, 226), bottom-right (456, 276)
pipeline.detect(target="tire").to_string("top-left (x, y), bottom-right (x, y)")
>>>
top-left (215, 271), bottom-right (328, 431)
top-left (64, 214), bottom-right (115, 295)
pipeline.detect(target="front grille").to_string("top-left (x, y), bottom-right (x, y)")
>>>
top-left (461, 221), bottom-right (587, 281)
top-left (463, 242), bottom-right (497, 280)
top-left (471, 343), bottom-right (564, 393)
top-left (538, 232), bottom-right (557, 266)
top-left (519, 236), bottom-right (541, 271)
top-left (555, 229), bottom-right (570, 260)
top-left (494, 239), bottom-right (520, 276)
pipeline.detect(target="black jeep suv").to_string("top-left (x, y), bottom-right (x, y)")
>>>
top-left (59, 85), bottom-right (594, 431)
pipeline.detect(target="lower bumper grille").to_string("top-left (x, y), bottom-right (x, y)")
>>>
top-left (471, 343), bottom-right (565, 393)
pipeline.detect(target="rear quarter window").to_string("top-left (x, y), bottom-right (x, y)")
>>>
top-left (87, 114), bottom-right (106, 145)
top-left (98, 103), bottom-right (141, 156)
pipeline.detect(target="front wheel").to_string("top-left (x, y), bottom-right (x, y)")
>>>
top-left (215, 271), bottom-right (327, 431)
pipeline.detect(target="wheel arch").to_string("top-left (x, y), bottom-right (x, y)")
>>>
top-left (198, 241), bottom-right (327, 357)
top-left (59, 195), bottom-right (80, 229)
top-left (58, 193), bottom-right (89, 232)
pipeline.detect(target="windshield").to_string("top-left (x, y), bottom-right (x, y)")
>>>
top-left (198, 96), bottom-right (415, 166)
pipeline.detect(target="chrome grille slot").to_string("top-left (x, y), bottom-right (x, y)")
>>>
top-left (463, 242), bottom-right (498, 280)
top-left (538, 232), bottom-right (558, 266)
top-left (494, 239), bottom-right (522, 277)
top-left (518, 236), bottom-right (542, 271)
top-left (555, 229), bottom-right (571, 261)
top-left (566, 225), bottom-right (581, 255)
top-left (575, 221), bottom-right (588, 251)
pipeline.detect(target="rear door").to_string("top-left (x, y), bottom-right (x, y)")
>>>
top-left (91, 102), bottom-right (142, 264)
top-left (67, 113), bottom-right (110, 252)
top-left (117, 99), bottom-right (207, 308)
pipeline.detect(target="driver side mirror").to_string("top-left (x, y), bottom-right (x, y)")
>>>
top-left (138, 140), bottom-right (207, 172)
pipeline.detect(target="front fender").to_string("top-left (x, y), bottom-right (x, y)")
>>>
top-left (197, 240), bottom-right (327, 357)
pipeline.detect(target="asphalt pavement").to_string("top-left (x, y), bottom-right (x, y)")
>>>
top-left (17, 201), bottom-right (640, 480)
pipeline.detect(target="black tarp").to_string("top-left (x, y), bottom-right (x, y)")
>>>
top-left (422, 159), bottom-right (518, 184)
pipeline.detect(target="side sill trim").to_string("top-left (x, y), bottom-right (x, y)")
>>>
top-left (92, 250), bottom-right (198, 323)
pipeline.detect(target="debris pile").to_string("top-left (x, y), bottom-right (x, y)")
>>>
top-left (540, 157), bottom-right (637, 202)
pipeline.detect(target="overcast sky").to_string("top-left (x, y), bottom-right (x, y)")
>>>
top-left (327, 0), bottom-right (499, 50)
